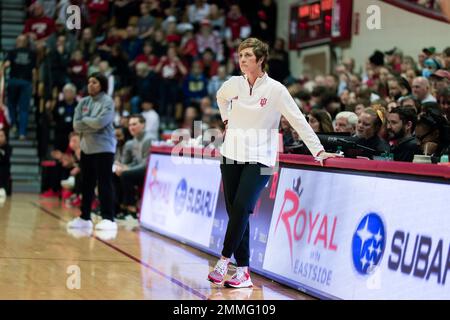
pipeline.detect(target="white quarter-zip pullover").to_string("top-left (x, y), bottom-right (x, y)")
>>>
top-left (217, 73), bottom-right (324, 167)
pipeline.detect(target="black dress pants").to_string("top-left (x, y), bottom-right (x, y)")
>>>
top-left (220, 157), bottom-right (270, 267)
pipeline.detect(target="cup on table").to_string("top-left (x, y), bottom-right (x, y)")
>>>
top-left (413, 154), bottom-right (432, 164)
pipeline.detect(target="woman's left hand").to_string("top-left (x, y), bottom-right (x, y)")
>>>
top-left (315, 151), bottom-right (344, 166)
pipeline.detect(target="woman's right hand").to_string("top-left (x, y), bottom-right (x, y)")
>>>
top-left (315, 151), bottom-right (344, 166)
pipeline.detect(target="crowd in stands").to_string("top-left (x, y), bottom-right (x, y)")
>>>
top-left (0, 0), bottom-right (449, 219)
top-left (281, 45), bottom-right (450, 163)
top-left (411, 0), bottom-right (441, 11)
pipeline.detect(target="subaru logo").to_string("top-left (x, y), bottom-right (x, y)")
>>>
top-left (352, 213), bottom-right (386, 275)
top-left (174, 179), bottom-right (188, 215)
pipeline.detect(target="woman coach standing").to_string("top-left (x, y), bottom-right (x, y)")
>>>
top-left (207, 38), bottom-right (340, 288)
top-left (68, 73), bottom-right (117, 231)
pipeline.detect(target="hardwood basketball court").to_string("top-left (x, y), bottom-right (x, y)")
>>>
top-left (0, 194), bottom-right (313, 300)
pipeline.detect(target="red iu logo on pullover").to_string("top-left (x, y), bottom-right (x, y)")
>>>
top-left (259, 98), bottom-right (267, 107)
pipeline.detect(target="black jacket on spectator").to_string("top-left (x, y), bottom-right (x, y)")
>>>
top-left (268, 49), bottom-right (290, 83)
top-left (354, 135), bottom-right (390, 158)
top-left (113, 1), bottom-right (140, 29)
top-left (390, 136), bottom-right (420, 162)
top-left (47, 48), bottom-right (70, 90)
top-left (6, 48), bottom-right (36, 81)
top-left (132, 71), bottom-right (159, 103)
top-left (151, 40), bottom-right (167, 58)
top-left (108, 54), bottom-right (132, 88)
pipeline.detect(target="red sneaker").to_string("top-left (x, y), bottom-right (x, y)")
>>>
top-left (224, 267), bottom-right (253, 288)
top-left (40, 189), bottom-right (60, 198)
top-left (70, 196), bottom-right (81, 207)
top-left (91, 198), bottom-right (100, 210)
top-left (61, 189), bottom-right (73, 200)
top-left (207, 259), bottom-right (229, 285)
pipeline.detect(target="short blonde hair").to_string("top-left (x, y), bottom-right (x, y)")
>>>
top-left (238, 37), bottom-right (269, 69)
top-left (363, 106), bottom-right (386, 131)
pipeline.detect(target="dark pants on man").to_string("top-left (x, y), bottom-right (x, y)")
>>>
top-left (0, 165), bottom-right (11, 194)
top-left (220, 157), bottom-right (270, 267)
top-left (80, 152), bottom-right (115, 221)
top-left (41, 163), bottom-right (70, 193)
top-left (120, 166), bottom-right (146, 206)
top-left (7, 78), bottom-right (32, 137)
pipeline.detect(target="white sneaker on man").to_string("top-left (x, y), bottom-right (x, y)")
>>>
top-left (95, 219), bottom-right (118, 231)
top-left (0, 188), bottom-right (6, 203)
top-left (66, 226), bottom-right (93, 238)
top-left (95, 229), bottom-right (118, 241)
top-left (67, 217), bottom-right (93, 229)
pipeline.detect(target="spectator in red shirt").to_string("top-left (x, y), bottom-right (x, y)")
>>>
top-left (87, 0), bottom-right (109, 26)
top-left (87, 0), bottom-right (109, 35)
top-left (180, 28), bottom-right (198, 67)
top-left (225, 4), bottom-right (251, 42)
top-left (156, 45), bottom-right (188, 81)
top-left (23, 2), bottom-right (56, 43)
top-left (165, 18), bottom-right (182, 45)
top-left (196, 19), bottom-right (224, 62)
top-left (155, 46), bottom-right (188, 126)
top-left (134, 42), bottom-right (159, 71)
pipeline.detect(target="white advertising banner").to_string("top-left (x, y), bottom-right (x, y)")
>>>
top-left (140, 154), bottom-right (221, 247)
top-left (264, 167), bottom-right (450, 299)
